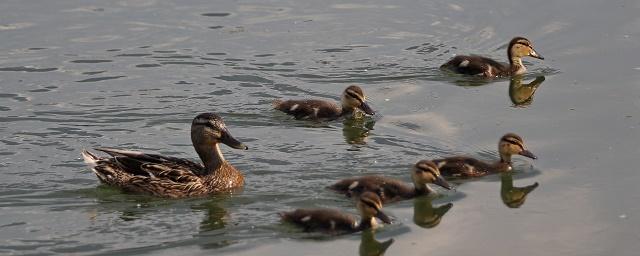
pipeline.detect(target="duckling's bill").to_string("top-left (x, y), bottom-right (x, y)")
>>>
top-left (530, 49), bottom-right (544, 60)
top-left (376, 210), bottom-right (392, 224)
top-left (434, 175), bottom-right (453, 190)
top-left (359, 101), bottom-right (375, 115)
top-left (519, 149), bottom-right (537, 159)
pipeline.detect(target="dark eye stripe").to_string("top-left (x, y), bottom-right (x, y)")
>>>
top-left (504, 138), bottom-right (524, 149)
top-left (516, 42), bottom-right (531, 47)
top-left (361, 199), bottom-right (379, 210)
top-left (346, 91), bottom-right (364, 102)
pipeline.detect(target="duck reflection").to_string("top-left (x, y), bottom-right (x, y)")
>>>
top-left (343, 116), bottom-right (376, 145)
top-left (191, 197), bottom-right (229, 231)
top-left (509, 76), bottom-right (545, 107)
top-left (500, 172), bottom-right (539, 208)
top-left (85, 186), bottom-right (230, 231)
top-left (413, 196), bottom-right (453, 229)
top-left (359, 229), bottom-right (394, 256)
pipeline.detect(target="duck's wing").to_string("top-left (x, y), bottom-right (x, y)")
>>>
top-left (441, 55), bottom-right (508, 76)
top-left (95, 147), bottom-right (203, 175)
top-left (433, 156), bottom-right (490, 177)
top-left (273, 99), bottom-right (339, 120)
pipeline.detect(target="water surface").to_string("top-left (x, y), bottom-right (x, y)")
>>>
top-left (1, 0), bottom-right (639, 255)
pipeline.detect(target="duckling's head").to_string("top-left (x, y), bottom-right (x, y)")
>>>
top-left (341, 85), bottom-right (375, 116)
top-left (357, 191), bottom-right (392, 226)
top-left (191, 113), bottom-right (248, 150)
top-left (508, 37), bottom-right (544, 60)
top-left (411, 160), bottom-right (452, 190)
top-left (498, 133), bottom-right (536, 163)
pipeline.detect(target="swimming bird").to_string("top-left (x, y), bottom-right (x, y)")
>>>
top-left (433, 133), bottom-right (537, 178)
top-left (279, 192), bottom-right (391, 234)
top-left (328, 160), bottom-right (453, 203)
top-left (273, 85), bottom-right (375, 120)
top-left (81, 113), bottom-right (248, 198)
top-left (441, 37), bottom-right (544, 77)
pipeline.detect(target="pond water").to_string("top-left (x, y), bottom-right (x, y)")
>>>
top-left (1, 0), bottom-right (639, 255)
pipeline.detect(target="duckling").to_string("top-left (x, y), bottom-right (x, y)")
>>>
top-left (433, 133), bottom-right (537, 178)
top-left (279, 191), bottom-right (392, 234)
top-left (328, 160), bottom-right (453, 203)
top-left (81, 113), bottom-right (248, 198)
top-left (441, 37), bottom-right (544, 77)
top-left (272, 85), bottom-right (375, 120)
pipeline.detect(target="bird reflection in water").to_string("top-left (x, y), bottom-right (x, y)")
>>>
top-left (359, 229), bottom-right (394, 256)
top-left (500, 172), bottom-right (539, 208)
top-left (343, 116), bottom-right (376, 145)
top-left (413, 196), bottom-right (453, 229)
top-left (509, 76), bottom-right (545, 107)
top-left (192, 197), bottom-right (230, 231)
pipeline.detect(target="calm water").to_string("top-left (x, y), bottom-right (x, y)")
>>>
top-left (1, 0), bottom-right (639, 255)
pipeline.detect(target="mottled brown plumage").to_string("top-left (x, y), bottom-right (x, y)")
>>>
top-left (273, 85), bottom-right (375, 120)
top-left (441, 37), bottom-right (544, 77)
top-left (82, 113), bottom-right (248, 198)
top-left (328, 160), bottom-right (452, 203)
top-left (434, 133), bottom-right (537, 178)
top-left (280, 192), bottom-right (391, 234)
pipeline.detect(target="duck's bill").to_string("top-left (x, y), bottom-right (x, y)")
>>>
top-left (376, 210), bottom-right (392, 224)
top-left (359, 102), bottom-right (376, 115)
top-left (519, 150), bottom-right (537, 159)
top-left (434, 175), bottom-right (453, 190)
top-left (221, 130), bottom-right (248, 150)
top-left (530, 49), bottom-right (544, 60)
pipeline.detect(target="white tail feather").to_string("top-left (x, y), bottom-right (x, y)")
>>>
top-left (81, 149), bottom-right (99, 168)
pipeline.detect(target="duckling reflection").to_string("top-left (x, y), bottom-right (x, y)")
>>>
top-left (343, 116), bottom-right (376, 145)
top-left (413, 197), bottom-right (453, 229)
top-left (509, 76), bottom-right (545, 106)
top-left (359, 229), bottom-right (394, 256)
top-left (500, 172), bottom-right (539, 208)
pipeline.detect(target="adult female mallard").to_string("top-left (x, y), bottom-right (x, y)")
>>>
top-left (81, 113), bottom-right (248, 198)
top-left (441, 37), bottom-right (544, 77)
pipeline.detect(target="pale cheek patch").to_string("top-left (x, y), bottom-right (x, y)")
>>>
top-left (348, 181), bottom-right (359, 190)
top-left (459, 60), bottom-right (470, 67)
top-left (301, 215), bottom-right (312, 222)
top-left (289, 104), bottom-right (299, 111)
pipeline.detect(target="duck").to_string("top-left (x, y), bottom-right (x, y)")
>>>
top-left (81, 113), bottom-right (248, 198)
top-left (441, 37), bottom-right (544, 77)
top-left (328, 160), bottom-right (453, 203)
top-left (433, 133), bottom-right (537, 178)
top-left (279, 191), bottom-right (392, 234)
top-left (272, 85), bottom-right (375, 120)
